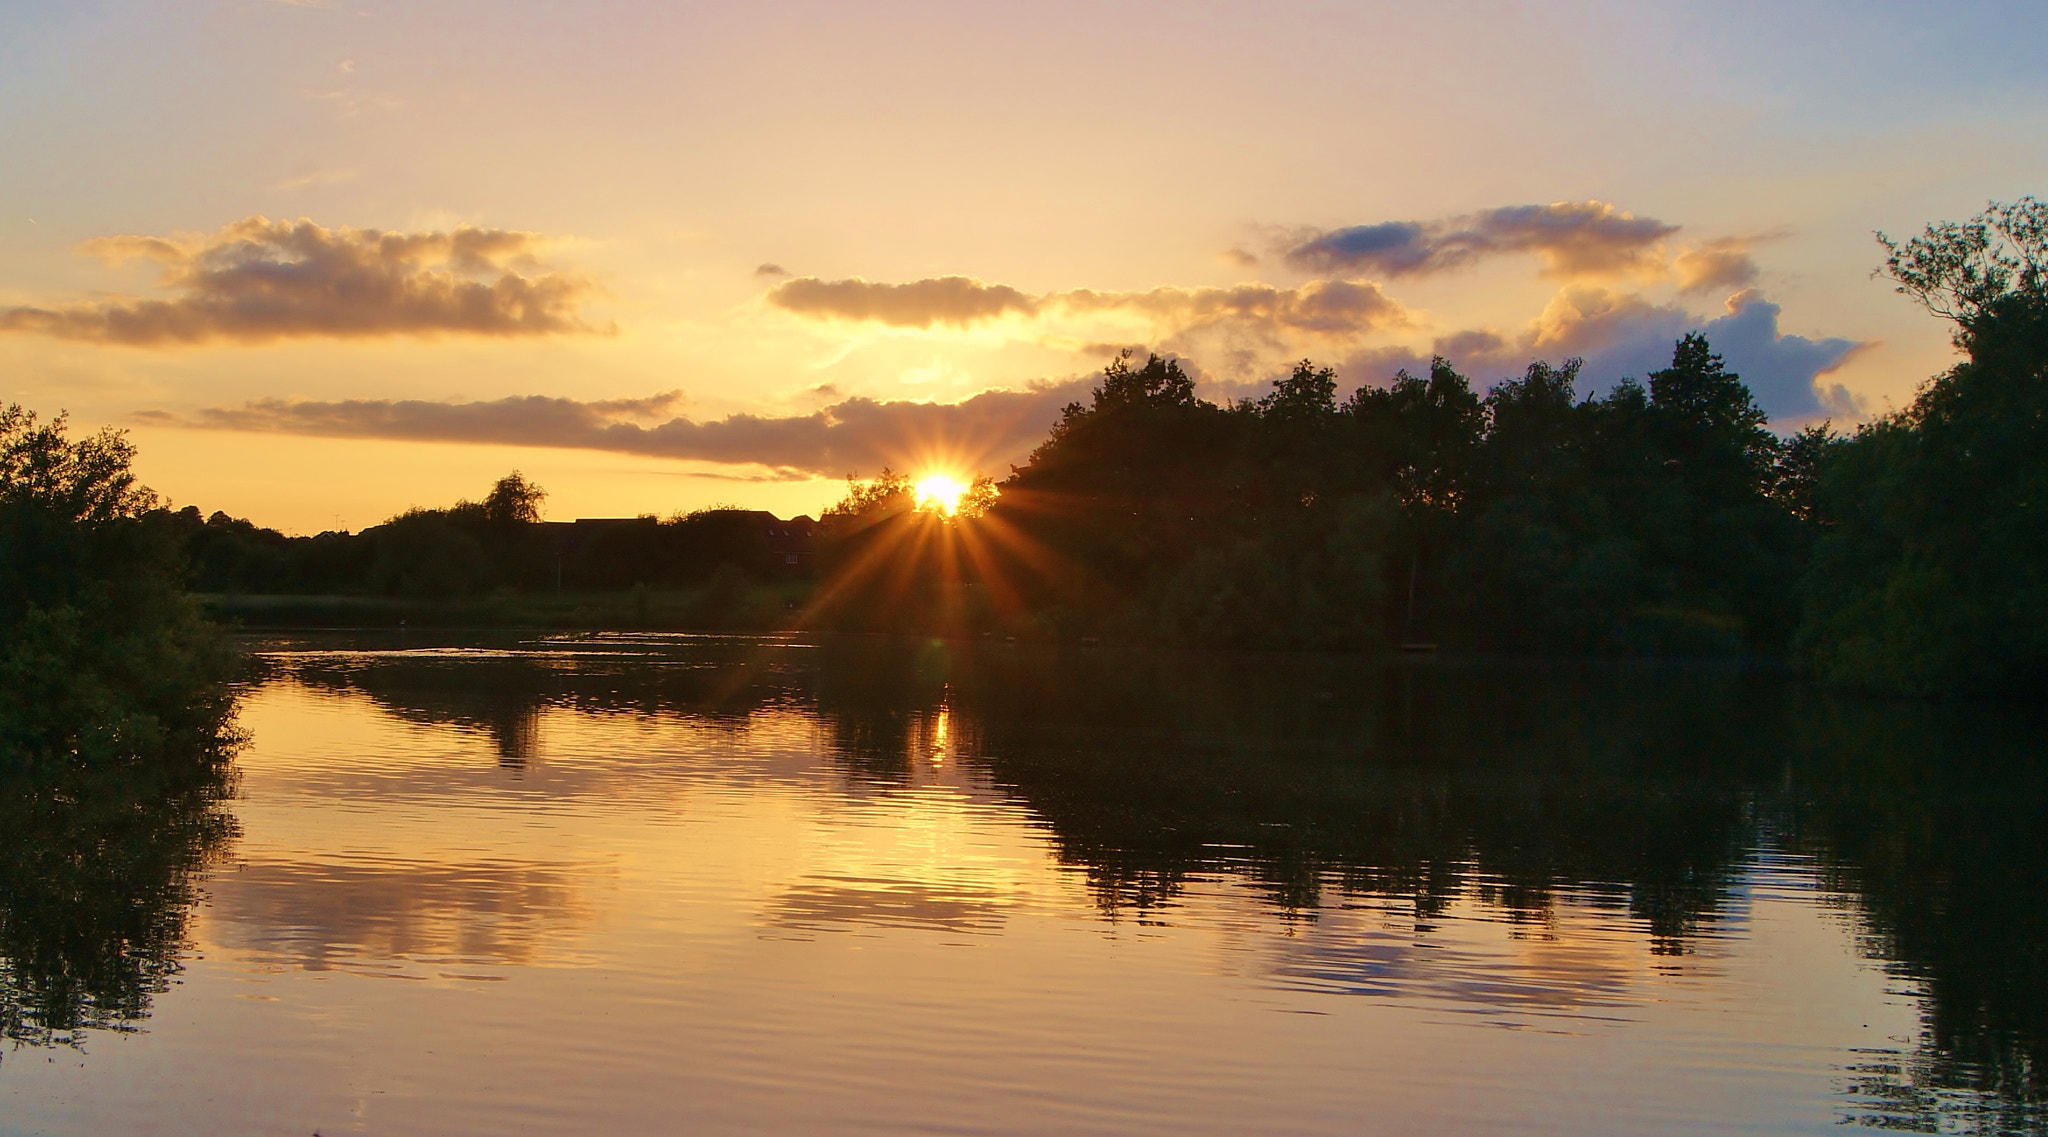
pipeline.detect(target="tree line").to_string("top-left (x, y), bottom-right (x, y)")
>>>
top-left (3, 198), bottom-right (2042, 718)
top-left (957, 339), bottom-right (1815, 657)
top-left (167, 474), bottom-right (810, 600)
top-left (164, 337), bottom-right (1813, 662)
top-left (815, 198), bottom-right (2048, 697)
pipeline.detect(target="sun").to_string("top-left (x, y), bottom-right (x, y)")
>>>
top-left (913, 473), bottom-right (968, 515)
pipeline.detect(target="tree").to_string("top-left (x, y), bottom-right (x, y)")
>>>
top-left (1878, 196), bottom-right (2048, 336)
top-left (482, 470), bottom-right (547, 525)
top-left (1256, 360), bottom-right (1338, 421)
top-left (1801, 200), bottom-right (2048, 695)
top-left (0, 406), bottom-right (237, 763)
top-left (1647, 333), bottom-right (1775, 486)
top-left (1771, 424), bottom-right (1838, 523)
top-left (822, 468), bottom-right (914, 530)
top-left (1346, 357), bottom-right (1484, 512)
top-left (1088, 349), bottom-right (1198, 412)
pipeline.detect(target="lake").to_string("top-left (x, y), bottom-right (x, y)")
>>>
top-left (1, 632), bottom-right (2042, 1135)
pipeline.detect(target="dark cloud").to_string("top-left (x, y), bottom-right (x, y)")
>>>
top-left (1285, 201), bottom-right (1679, 279)
top-left (1432, 328), bottom-right (1511, 362)
top-left (767, 276), bottom-right (1041, 328)
top-left (1286, 221), bottom-right (1435, 275)
top-left (755, 263), bottom-right (790, 277)
top-left (178, 380), bottom-right (1096, 478)
top-left (0, 217), bottom-right (598, 345)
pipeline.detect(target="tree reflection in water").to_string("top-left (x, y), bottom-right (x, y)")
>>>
top-left (1781, 700), bottom-right (2048, 1134)
top-left (0, 746), bottom-right (237, 1053)
top-left (244, 634), bottom-right (2046, 1131)
top-left (813, 640), bottom-right (2048, 1132)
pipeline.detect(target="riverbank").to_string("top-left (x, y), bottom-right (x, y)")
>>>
top-left (198, 582), bottom-right (813, 630)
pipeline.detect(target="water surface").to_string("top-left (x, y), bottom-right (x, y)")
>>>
top-left (1, 633), bottom-right (2042, 1135)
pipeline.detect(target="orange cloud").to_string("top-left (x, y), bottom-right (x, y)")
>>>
top-left (767, 274), bottom-right (1407, 344)
top-left (767, 276), bottom-right (1040, 328)
top-left (1673, 239), bottom-right (1762, 293)
top-left (0, 217), bottom-right (599, 345)
top-left (173, 381), bottom-right (1095, 479)
top-left (1060, 279), bottom-right (1406, 338)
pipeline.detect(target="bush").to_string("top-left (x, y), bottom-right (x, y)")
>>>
top-left (0, 406), bottom-right (240, 764)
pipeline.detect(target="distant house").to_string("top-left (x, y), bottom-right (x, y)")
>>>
top-left (744, 512), bottom-right (817, 568)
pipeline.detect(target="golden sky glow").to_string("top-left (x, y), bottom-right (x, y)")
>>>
top-left (2, 1), bottom-right (2044, 531)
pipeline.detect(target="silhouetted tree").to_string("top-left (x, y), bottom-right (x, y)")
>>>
top-left (1799, 198), bottom-right (2048, 695)
top-left (0, 406), bottom-right (238, 763)
top-left (482, 470), bottom-right (547, 525)
top-left (822, 468), bottom-right (915, 531)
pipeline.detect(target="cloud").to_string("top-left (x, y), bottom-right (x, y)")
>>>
top-left (1284, 201), bottom-right (1679, 279)
top-left (755, 263), bottom-right (789, 277)
top-left (1526, 285), bottom-right (1691, 361)
top-left (176, 381), bottom-right (1098, 479)
top-left (304, 85), bottom-right (402, 118)
top-left (768, 274), bottom-right (1407, 348)
top-left (1217, 248), bottom-right (1259, 268)
top-left (268, 168), bottom-right (358, 192)
top-left (767, 276), bottom-right (1041, 328)
top-left (1691, 289), bottom-right (1865, 421)
top-left (1673, 239), bottom-right (1761, 293)
top-left (1061, 279), bottom-right (1405, 339)
top-left (1433, 328), bottom-right (1511, 362)
top-left (0, 217), bottom-right (599, 345)
top-left (1286, 221), bottom-right (1435, 276)
top-left (1396, 285), bottom-right (1864, 426)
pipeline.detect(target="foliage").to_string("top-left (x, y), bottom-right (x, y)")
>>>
top-left (822, 467), bottom-right (914, 529)
top-left (174, 472), bottom-right (821, 604)
top-left (1879, 196), bottom-right (2048, 336)
top-left (367, 508), bottom-right (498, 599)
top-left (991, 338), bottom-right (1808, 653)
top-left (0, 406), bottom-right (239, 764)
top-left (952, 476), bottom-right (1001, 519)
top-left (481, 470), bottom-right (547, 525)
top-left (1800, 199), bottom-right (2048, 696)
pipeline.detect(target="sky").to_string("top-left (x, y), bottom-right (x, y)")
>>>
top-left (3, 0), bottom-right (2044, 532)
